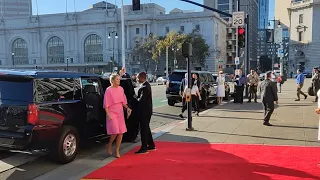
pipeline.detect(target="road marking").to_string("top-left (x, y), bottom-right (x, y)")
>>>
top-left (0, 153), bottom-right (39, 173)
top-left (160, 100), bottom-right (167, 102)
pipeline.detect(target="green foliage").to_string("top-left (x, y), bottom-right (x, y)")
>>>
top-left (131, 33), bottom-right (158, 72)
top-left (132, 30), bottom-right (210, 71)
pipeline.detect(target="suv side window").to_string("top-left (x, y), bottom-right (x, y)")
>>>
top-left (199, 73), bottom-right (208, 83)
top-left (81, 78), bottom-right (102, 96)
top-left (207, 74), bottom-right (215, 83)
top-left (35, 78), bottom-right (76, 103)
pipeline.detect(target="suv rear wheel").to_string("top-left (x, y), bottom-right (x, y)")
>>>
top-left (168, 99), bottom-right (175, 106)
top-left (224, 90), bottom-right (229, 100)
top-left (51, 126), bottom-right (79, 164)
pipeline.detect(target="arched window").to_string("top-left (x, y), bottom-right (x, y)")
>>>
top-left (12, 38), bottom-right (28, 65)
top-left (84, 34), bottom-right (103, 63)
top-left (47, 36), bottom-right (64, 64)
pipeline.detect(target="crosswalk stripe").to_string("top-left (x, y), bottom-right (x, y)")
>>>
top-left (0, 153), bottom-right (39, 173)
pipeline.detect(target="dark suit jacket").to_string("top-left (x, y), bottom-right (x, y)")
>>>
top-left (135, 81), bottom-right (153, 117)
top-left (259, 79), bottom-right (278, 102)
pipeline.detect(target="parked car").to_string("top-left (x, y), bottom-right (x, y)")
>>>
top-left (0, 69), bottom-right (139, 164)
top-left (303, 71), bottom-right (312, 78)
top-left (225, 75), bottom-right (236, 97)
top-left (156, 76), bottom-right (168, 85)
top-left (166, 70), bottom-right (217, 109)
top-left (212, 74), bottom-right (231, 100)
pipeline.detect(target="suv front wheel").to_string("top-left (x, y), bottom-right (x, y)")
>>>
top-left (51, 126), bottom-right (79, 164)
top-left (200, 93), bottom-right (208, 109)
top-left (168, 99), bottom-right (175, 106)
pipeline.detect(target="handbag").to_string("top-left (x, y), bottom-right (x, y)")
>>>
top-left (308, 84), bottom-right (315, 96)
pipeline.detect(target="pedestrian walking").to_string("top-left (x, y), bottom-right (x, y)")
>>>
top-left (192, 73), bottom-right (201, 112)
top-left (134, 72), bottom-right (156, 154)
top-left (296, 69), bottom-right (308, 101)
top-left (216, 71), bottom-right (225, 105)
top-left (247, 69), bottom-right (259, 103)
top-left (234, 72), bottom-right (246, 104)
top-left (258, 72), bottom-right (278, 126)
top-left (312, 68), bottom-right (320, 102)
top-left (277, 75), bottom-right (282, 93)
top-left (179, 73), bottom-right (188, 118)
top-left (104, 74), bottom-right (132, 158)
top-left (190, 78), bottom-right (201, 116)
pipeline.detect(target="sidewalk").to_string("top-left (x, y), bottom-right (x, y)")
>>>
top-left (157, 79), bottom-right (319, 146)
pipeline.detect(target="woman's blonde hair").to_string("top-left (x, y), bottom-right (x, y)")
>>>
top-left (110, 73), bottom-right (119, 84)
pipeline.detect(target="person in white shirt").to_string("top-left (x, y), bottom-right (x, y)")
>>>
top-left (190, 78), bottom-right (201, 116)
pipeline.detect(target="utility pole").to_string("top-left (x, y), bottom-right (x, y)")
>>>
top-left (236, 0), bottom-right (240, 71)
top-left (121, 0), bottom-right (125, 67)
top-left (166, 46), bottom-right (169, 77)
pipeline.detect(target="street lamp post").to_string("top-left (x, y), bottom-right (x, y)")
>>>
top-left (11, 52), bottom-right (15, 66)
top-left (108, 31), bottom-right (118, 72)
top-left (66, 57), bottom-right (69, 71)
top-left (172, 46), bottom-right (179, 69)
top-left (268, 19), bottom-right (281, 72)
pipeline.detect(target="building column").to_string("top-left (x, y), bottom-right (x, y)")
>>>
top-left (142, 24), bottom-right (146, 38)
top-left (147, 24), bottom-right (151, 35)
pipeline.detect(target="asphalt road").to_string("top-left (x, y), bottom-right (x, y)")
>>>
top-left (0, 84), bottom-right (202, 180)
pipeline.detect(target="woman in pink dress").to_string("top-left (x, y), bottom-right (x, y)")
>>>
top-left (104, 74), bottom-right (132, 158)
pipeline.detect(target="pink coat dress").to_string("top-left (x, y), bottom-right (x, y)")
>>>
top-left (104, 86), bottom-right (127, 135)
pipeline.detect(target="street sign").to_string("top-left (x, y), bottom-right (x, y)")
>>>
top-left (232, 11), bottom-right (245, 27)
top-left (218, 59), bottom-right (223, 63)
top-left (235, 57), bottom-right (239, 65)
top-left (278, 48), bottom-right (284, 58)
top-left (274, 27), bottom-right (283, 44)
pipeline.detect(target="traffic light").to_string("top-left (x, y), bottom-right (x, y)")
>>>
top-left (238, 27), bottom-right (245, 48)
top-left (132, 0), bottom-right (141, 11)
top-left (266, 29), bottom-right (274, 43)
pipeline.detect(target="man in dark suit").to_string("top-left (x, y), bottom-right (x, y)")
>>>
top-left (135, 72), bottom-right (156, 154)
top-left (259, 72), bottom-right (278, 126)
top-left (179, 73), bottom-right (188, 118)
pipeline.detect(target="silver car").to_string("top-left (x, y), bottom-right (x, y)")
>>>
top-left (156, 76), bottom-right (168, 85)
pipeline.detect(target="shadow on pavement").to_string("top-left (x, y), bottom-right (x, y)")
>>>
top-left (273, 125), bottom-right (318, 130)
top-left (2, 138), bottom-right (134, 180)
top-left (217, 109), bottom-right (263, 113)
top-left (153, 112), bottom-right (182, 120)
top-left (193, 130), bottom-right (318, 143)
top-left (199, 115), bottom-right (262, 121)
top-left (155, 134), bottom-right (320, 180)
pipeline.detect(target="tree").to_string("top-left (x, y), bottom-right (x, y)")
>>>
top-left (259, 55), bottom-right (272, 72)
top-left (154, 30), bottom-right (210, 69)
top-left (154, 31), bottom-right (186, 69)
top-left (184, 30), bottom-right (210, 67)
top-left (131, 33), bottom-right (158, 72)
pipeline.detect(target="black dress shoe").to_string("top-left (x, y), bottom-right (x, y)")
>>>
top-left (147, 146), bottom-right (156, 151)
top-left (179, 114), bottom-right (184, 119)
top-left (135, 149), bottom-right (148, 154)
top-left (263, 122), bottom-right (273, 126)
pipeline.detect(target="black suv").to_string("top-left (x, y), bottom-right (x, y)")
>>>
top-left (0, 69), bottom-right (139, 164)
top-left (166, 70), bottom-right (217, 108)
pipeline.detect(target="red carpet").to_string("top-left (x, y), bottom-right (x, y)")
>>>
top-left (82, 141), bottom-right (320, 180)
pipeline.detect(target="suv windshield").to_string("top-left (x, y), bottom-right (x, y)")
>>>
top-left (0, 79), bottom-right (33, 103)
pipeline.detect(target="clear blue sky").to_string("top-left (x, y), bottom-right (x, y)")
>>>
top-left (32, 0), bottom-right (204, 15)
top-left (32, 0), bottom-right (274, 18)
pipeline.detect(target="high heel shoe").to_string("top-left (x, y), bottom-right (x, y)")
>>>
top-left (115, 148), bottom-right (121, 158)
